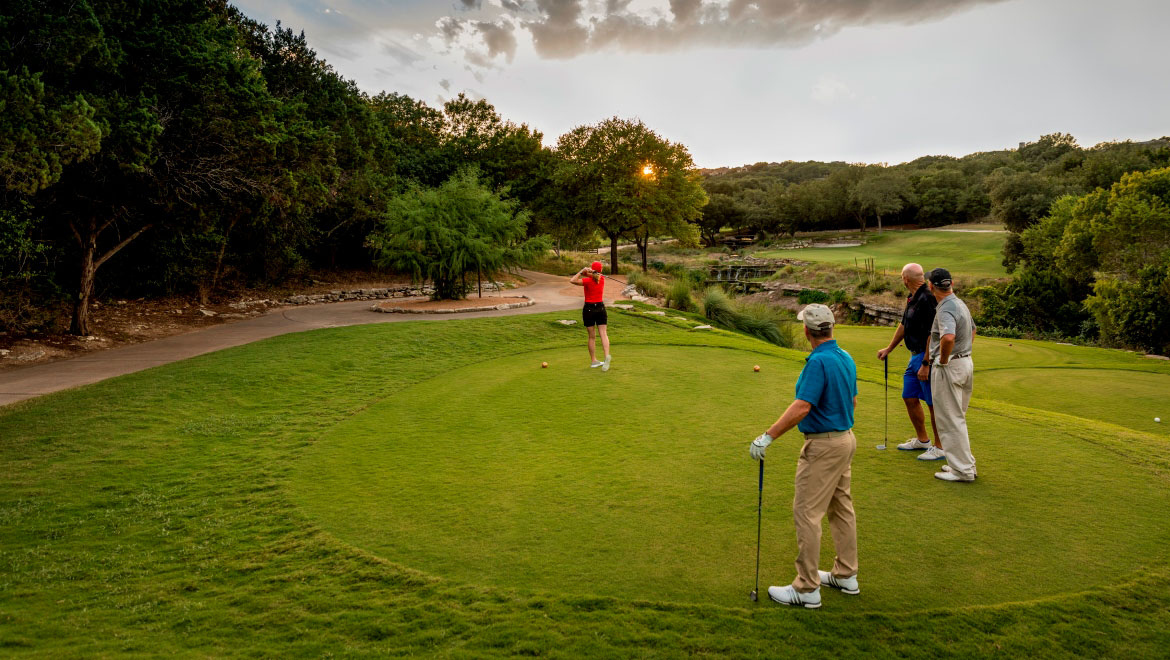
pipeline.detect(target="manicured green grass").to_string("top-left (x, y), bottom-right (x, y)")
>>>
top-left (756, 230), bottom-right (1009, 281)
top-left (831, 325), bottom-right (1170, 436)
top-left (292, 344), bottom-right (1170, 613)
top-left (3, 312), bottom-right (1170, 657)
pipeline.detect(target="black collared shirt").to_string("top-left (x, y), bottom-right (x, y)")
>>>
top-left (902, 283), bottom-right (937, 355)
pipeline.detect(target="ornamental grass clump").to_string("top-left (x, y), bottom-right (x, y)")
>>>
top-left (701, 286), bottom-right (796, 347)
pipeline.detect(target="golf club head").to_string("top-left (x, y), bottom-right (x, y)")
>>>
top-left (875, 443), bottom-right (887, 450)
top-left (750, 589), bottom-right (758, 602)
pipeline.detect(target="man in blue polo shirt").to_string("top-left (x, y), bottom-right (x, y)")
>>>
top-left (749, 303), bottom-right (859, 609)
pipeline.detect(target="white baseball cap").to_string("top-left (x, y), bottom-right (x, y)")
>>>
top-left (797, 303), bottom-right (835, 331)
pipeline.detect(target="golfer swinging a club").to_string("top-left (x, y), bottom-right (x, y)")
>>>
top-left (749, 303), bottom-right (859, 609)
top-left (570, 260), bottom-right (611, 371)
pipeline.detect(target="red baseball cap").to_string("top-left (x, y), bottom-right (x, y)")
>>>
top-left (591, 261), bottom-right (603, 272)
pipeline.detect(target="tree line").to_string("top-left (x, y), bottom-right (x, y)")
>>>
top-left (0, 0), bottom-right (706, 334)
top-left (698, 133), bottom-right (1170, 243)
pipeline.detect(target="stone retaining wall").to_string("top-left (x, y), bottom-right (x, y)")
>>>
top-left (282, 282), bottom-right (505, 305)
top-left (371, 297), bottom-right (533, 314)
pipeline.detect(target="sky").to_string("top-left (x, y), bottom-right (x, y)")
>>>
top-left (230, 0), bottom-right (1170, 168)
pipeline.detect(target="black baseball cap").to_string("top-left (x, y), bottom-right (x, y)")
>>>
top-left (929, 268), bottom-right (952, 287)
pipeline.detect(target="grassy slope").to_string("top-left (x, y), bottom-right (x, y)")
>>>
top-left (2, 313), bottom-right (1170, 657)
top-left (756, 230), bottom-right (1009, 281)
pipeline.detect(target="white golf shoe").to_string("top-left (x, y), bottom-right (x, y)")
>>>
top-left (817, 570), bottom-right (860, 595)
top-left (935, 467), bottom-right (975, 482)
top-left (602, 354), bottom-right (611, 372)
top-left (767, 584), bottom-right (821, 609)
top-left (896, 438), bottom-right (932, 451)
top-left (590, 360), bottom-right (603, 368)
top-left (940, 464), bottom-right (977, 478)
top-left (917, 446), bottom-right (946, 461)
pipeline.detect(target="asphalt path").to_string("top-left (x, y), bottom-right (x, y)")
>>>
top-left (0, 270), bottom-right (624, 408)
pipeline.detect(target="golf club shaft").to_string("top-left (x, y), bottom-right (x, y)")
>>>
top-left (754, 459), bottom-right (763, 595)
top-left (884, 357), bottom-right (888, 445)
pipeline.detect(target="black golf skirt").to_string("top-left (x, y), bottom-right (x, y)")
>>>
top-left (582, 302), bottom-right (608, 327)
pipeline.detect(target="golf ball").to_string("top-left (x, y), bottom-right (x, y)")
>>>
top-left (541, 361), bottom-right (548, 368)
top-left (753, 365), bottom-right (760, 372)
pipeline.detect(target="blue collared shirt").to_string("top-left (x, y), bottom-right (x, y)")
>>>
top-left (794, 339), bottom-right (858, 433)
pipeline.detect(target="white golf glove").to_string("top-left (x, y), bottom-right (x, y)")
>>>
top-left (749, 433), bottom-right (774, 461)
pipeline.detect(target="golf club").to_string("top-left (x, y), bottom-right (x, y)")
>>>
top-left (876, 357), bottom-right (888, 449)
top-left (750, 459), bottom-right (764, 602)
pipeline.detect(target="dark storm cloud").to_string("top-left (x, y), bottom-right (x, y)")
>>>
top-left (454, 0), bottom-right (1011, 60)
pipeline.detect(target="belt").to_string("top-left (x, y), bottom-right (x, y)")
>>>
top-left (934, 353), bottom-right (970, 364)
top-left (803, 430), bottom-right (851, 439)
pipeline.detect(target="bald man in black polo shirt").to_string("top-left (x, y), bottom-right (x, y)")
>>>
top-left (876, 263), bottom-right (944, 461)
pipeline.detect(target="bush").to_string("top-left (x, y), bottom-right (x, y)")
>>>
top-left (1085, 265), bottom-right (1170, 353)
top-left (798, 289), bottom-right (830, 304)
top-left (665, 279), bottom-right (697, 312)
top-left (701, 286), bottom-right (737, 327)
top-left (977, 326), bottom-right (1024, 339)
top-left (628, 271), bottom-right (667, 299)
top-left (702, 286), bottom-right (796, 347)
top-left (829, 289), bottom-right (850, 304)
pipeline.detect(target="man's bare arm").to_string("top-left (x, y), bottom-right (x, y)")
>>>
top-left (766, 399), bottom-right (812, 439)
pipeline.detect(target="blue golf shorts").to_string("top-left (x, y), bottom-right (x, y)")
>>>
top-left (902, 352), bottom-right (933, 406)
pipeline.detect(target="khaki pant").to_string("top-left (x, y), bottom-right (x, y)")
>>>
top-left (931, 357), bottom-right (977, 478)
top-left (792, 429), bottom-right (858, 592)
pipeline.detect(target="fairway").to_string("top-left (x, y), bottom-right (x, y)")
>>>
top-left (4, 312), bottom-right (1170, 656)
top-left (757, 229), bottom-right (1009, 281)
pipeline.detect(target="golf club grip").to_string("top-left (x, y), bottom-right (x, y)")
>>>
top-left (758, 459), bottom-right (764, 491)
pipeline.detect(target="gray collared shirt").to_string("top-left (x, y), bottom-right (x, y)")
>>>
top-left (929, 293), bottom-right (974, 362)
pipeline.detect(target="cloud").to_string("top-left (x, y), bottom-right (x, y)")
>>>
top-left (476, 19), bottom-right (518, 62)
top-left (448, 0), bottom-right (1009, 61)
top-left (382, 39), bottom-right (425, 67)
top-left (439, 78), bottom-right (452, 90)
top-left (811, 76), bottom-right (857, 104)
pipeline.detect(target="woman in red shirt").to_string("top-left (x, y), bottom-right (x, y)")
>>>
top-left (570, 260), bottom-right (611, 371)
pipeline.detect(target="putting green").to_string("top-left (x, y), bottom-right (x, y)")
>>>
top-left (290, 343), bottom-right (1170, 611)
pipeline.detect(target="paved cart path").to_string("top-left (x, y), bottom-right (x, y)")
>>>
top-left (0, 270), bottom-right (625, 408)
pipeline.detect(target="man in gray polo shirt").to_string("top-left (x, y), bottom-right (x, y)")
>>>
top-left (917, 268), bottom-right (978, 482)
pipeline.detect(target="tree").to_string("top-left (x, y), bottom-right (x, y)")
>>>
top-left (0, 69), bottom-right (102, 195)
top-left (367, 169), bottom-right (549, 300)
top-left (6, 0), bottom-right (282, 334)
top-left (553, 117), bottom-right (707, 274)
top-left (852, 166), bottom-right (911, 232)
top-left (697, 194), bottom-right (745, 245)
top-left (988, 170), bottom-right (1063, 233)
top-left (1018, 133), bottom-right (1080, 167)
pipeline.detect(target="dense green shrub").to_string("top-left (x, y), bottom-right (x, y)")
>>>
top-left (1085, 265), bottom-right (1170, 354)
top-left (798, 289), bottom-right (830, 304)
top-left (977, 326), bottom-right (1025, 339)
top-left (972, 267), bottom-right (1092, 339)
